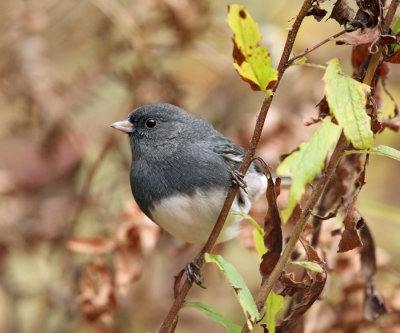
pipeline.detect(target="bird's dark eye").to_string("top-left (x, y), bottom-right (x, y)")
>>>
top-left (145, 119), bottom-right (157, 128)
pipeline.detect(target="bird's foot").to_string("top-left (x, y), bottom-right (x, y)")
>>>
top-left (185, 260), bottom-right (206, 289)
top-left (231, 170), bottom-right (247, 192)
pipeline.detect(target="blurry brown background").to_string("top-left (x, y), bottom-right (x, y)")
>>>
top-left (0, 0), bottom-right (399, 332)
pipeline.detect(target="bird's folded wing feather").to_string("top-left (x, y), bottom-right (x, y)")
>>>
top-left (210, 135), bottom-right (246, 170)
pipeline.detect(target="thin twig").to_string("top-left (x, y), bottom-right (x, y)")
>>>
top-left (296, 62), bottom-right (327, 70)
top-left (288, 29), bottom-right (347, 65)
top-left (158, 1), bottom-right (315, 332)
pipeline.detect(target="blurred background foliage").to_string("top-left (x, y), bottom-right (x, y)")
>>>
top-left (0, 0), bottom-right (399, 332)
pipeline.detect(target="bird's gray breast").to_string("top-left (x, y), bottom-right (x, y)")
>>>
top-left (129, 142), bottom-right (232, 219)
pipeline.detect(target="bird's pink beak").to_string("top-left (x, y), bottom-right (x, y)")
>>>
top-left (110, 119), bottom-right (134, 133)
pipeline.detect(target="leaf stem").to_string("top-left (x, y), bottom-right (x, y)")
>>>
top-left (288, 29), bottom-right (347, 65)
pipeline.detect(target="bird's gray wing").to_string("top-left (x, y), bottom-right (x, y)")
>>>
top-left (208, 134), bottom-right (292, 187)
top-left (209, 135), bottom-right (246, 171)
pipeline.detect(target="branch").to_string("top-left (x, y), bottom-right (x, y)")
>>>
top-left (241, 1), bottom-right (400, 332)
top-left (288, 29), bottom-right (347, 65)
top-left (158, 0), bottom-right (315, 332)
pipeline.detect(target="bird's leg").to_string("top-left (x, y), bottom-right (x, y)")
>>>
top-left (231, 170), bottom-right (247, 193)
top-left (185, 260), bottom-right (206, 289)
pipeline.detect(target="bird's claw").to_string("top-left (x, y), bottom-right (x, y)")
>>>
top-left (231, 170), bottom-right (247, 192)
top-left (185, 261), bottom-right (206, 289)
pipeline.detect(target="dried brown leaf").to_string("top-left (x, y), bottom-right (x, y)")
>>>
top-left (259, 168), bottom-right (283, 280)
top-left (338, 203), bottom-right (363, 253)
top-left (386, 45), bottom-right (400, 63)
top-left (329, 0), bottom-right (355, 25)
top-left (330, 0), bottom-right (382, 29)
top-left (67, 237), bottom-right (115, 254)
top-left (339, 154), bottom-right (362, 196)
top-left (274, 271), bottom-right (308, 297)
top-left (380, 117), bottom-right (400, 131)
top-left (114, 206), bottom-right (150, 295)
top-left (336, 26), bottom-right (379, 45)
top-left (113, 243), bottom-right (143, 296)
top-left (79, 257), bottom-right (117, 322)
top-left (364, 280), bottom-right (389, 321)
top-left (330, 0), bottom-right (355, 25)
top-left (360, 223), bottom-right (389, 321)
top-left (277, 240), bottom-right (327, 332)
top-left (352, 44), bottom-right (370, 76)
top-left (306, 4), bottom-right (328, 22)
top-left (338, 155), bottom-right (370, 253)
top-left (316, 96), bottom-right (330, 120)
top-left (302, 238), bottom-right (324, 265)
top-left (356, 0), bottom-right (383, 27)
top-left (118, 202), bottom-right (160, 255)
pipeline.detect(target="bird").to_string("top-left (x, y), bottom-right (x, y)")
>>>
top-left (111, 103), bottom-right (278, 245)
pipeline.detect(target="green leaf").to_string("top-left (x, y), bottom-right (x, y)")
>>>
top-left (290, 56), bottom-right (307, 66)
top-left (232, 211), bottom-right (267, 260)
top-left (265, 291), bottom-right (284, 333)
top-left (345, 144), bottom-right (400, 161)
top-left (184, 302), bottom-right (242, 333)
top-left (367, 145), bottom-right (400, 161)
top-left (391, 15), bottom-right (400, 52)
top-left (253, 228), bottom-right (268, 260)
top-left (227, 4), bottom-right (277, 93)
top-left (232, 211), bottom-right (264, 235)
top-left (323, 58), bottom-right (373, 149)
top-left (277, 118), bottom-right (341, 221)
top-left (205, 253), bottom-right (260, 328)
top-left (290, 261), bottom-right (324, 273)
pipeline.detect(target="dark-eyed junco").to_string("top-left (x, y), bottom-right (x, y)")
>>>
top-left (111, 103), bottom-right (278, 244)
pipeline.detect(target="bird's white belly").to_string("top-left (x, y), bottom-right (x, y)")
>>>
top-left (149, 172), bottom-right (267, 243)
top-left (149, 188), bottom-right (243, 243)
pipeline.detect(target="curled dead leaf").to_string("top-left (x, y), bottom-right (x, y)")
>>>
top-left (306, 4), bottom-right (328, 22)
top-left (79, 257), bottom-right (117, 323)
top-left (67, 237), bottom-right (115, 254)
top-left (113, 243), bottom-right (143, 296)
top-left (385, 49), bottom-right (400, 64)
top-left (329, 0), bottom-right (356, 25)
top-left (277, 240), bottom-right (327, 332)
top-left (258, 164), bottom-right (283, 281)
top-left (336, 26), bottom-right (379, 46)
top-left (360, 223), bottom-right (389, 321)
top-left (274, 271), bottom-right (308, 297)
top-left (118, 202), bottom-right (160, 256)
top-left (338, 196), bottom-right (363, 253)
top-left (364, 280), bottom-right (389, 321)
top-left (111, 202), bottom-right (160, 295)
top-left (380, 117), bottom-right (400, 131)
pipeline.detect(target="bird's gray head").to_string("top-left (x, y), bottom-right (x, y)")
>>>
top-left (111, 103), bottom-right (215, 155)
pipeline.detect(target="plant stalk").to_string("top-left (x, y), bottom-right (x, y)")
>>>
top-left (158, 0), bottom-right (315, 331)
